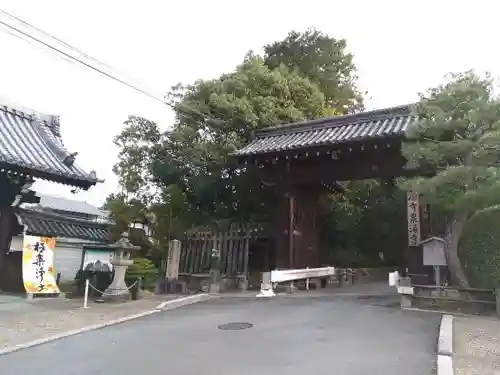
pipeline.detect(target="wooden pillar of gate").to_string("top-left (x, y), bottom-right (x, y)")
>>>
top-left (274, 161), bottom-right (293, 270)
top-left (274, 185), bottom-right (321, 270)
top-left (293, 186), bottom-right (321, 269)
top-left (275, 194), bottom-right (290, 269)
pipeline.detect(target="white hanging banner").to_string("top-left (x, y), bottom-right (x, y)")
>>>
top-left (22, 235), bottom-right (60, 294)
top-left (407, 192), bottom-right (421, 246)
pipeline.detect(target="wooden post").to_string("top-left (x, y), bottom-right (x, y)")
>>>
top-left (241, 230), bottom-right (250, 291)
top-left (434, 266), bottom-right (441, 286)
top-left (288, 195), bottom-right (295, 269)
top-left (209, 247), bottom-right (221, 294)
top-left (264, 240), bottom-right (269, 271)
top-left (495, 288), bottom-right (500, 318)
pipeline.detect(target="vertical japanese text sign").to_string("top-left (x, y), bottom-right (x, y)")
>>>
top-left (165, 239), bottom-right (181, 280)
top-left (22, 235), bottom-right (60, 294)
top-left (407, 192), bottom-right (421, 246)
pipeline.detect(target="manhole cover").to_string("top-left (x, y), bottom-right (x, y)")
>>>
top-left (218, 322), bottom-right (253, 331)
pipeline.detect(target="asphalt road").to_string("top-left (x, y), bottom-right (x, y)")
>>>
top-left (0, 295), bottom-right (440, 375)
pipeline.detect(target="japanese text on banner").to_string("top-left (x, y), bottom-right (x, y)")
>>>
top-left (22, 235), bottom-right (60, 294)
top-left (407, 192), bottom-right (421, 246)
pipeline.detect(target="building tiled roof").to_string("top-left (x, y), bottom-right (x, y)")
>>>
top-left (235, 104), bottom-right (417, 157)
top-left (0, 103), bottom-right (100, 189)
top-left (18, 208), bottom-right (110, 243)
top-left (36, 194), bottom-right (108, 218)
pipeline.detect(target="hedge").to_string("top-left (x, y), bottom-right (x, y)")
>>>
top-left (460, 206), bottom-right (500, 288)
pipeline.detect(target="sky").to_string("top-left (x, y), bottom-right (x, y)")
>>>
top-left (0, 0), bottom-right (498, 207)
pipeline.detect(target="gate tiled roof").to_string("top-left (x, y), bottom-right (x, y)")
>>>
top-left (235, 104), bottom-right (417, 156)
top-left (0, 103), bottom-right (100, 189)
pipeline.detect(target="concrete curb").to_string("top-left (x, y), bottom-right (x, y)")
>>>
top-left (437, 314), bottom-right (454, 375)
top-left (218, 292), bottom-right (396, 299)
top-left (402, 306), bottom-right (469, 316)
top-left (0, 293), bottom-right (212, 357)
top-left (155, 293), bottom-right (213, 310)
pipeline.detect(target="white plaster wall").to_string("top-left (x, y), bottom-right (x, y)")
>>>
top-left (54, 245), bottom-right (82, 282)
top-left (10, 236), bottom-right (22, 252)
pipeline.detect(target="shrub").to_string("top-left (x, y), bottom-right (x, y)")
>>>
top-left (126, 257), bottom-right (158, 289)
top-left (460, 206), bottom-right (500, 288)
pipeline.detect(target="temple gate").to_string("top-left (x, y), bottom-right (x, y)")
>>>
top-left (234, 104), bottom-right (425, 271)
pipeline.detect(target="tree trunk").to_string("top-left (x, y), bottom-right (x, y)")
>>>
top-left (443, 214), bottom-right (469, 288)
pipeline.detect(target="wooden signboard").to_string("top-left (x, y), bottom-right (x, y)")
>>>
top-left (407, 192), bottom-right (421, 246)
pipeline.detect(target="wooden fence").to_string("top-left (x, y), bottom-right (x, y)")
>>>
top-left (178, 224), bottom-right (262, 276)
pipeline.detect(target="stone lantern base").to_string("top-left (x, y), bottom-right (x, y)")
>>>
top-left (102, 259), bottom-right (134, 301)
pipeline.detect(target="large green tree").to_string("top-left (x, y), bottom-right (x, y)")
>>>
top-left (401, 70), bottom-right (500, 287)
top-left (162, 55), bottom-right (328, 220)
top-left (108, 55), bottom-right (331, 233)
top-left (264, 28), bottom-right (364, 113)
top-left (107, 29), bottom-right (364, 265)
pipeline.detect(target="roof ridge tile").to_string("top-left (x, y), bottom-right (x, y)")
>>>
top-left (256, 104), bottom-right (415, 137)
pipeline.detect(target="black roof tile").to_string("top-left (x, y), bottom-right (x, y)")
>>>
top-left (235, 104), bottom-right (417, 156)
top-left (18, 208), bottom-right (110, 243)
top-left (0, 103), bottom-right (100, 189)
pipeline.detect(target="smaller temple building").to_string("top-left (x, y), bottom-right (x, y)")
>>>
top-left (0, 101), bottom-right (102, 292)
top-left (4, 194), bottom-right (111, 289)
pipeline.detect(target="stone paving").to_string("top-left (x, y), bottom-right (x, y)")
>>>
top-left (454, 315), bottom-right (500, 375)
top-left (0, 294), bottom-right (181, 350)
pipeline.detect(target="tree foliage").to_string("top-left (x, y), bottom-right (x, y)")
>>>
top-left (264, 28), bottom-right (364, 114)
top-left (460, 206), bottom-right (500, 288)
top-left (401, 70), bottom-right (500, 286)
top-left (110, 34), bottom-right (362, 223)
top-left (126, 257), bottom-right (158, 289)
top-left (158, 56), bottom-right (328, 224)
top-left (106, 29), bottom-right (365, 268)
top-left (112, 116), bottom-right (162, 203)
top-left (320, 180), bottom-right (406, 267)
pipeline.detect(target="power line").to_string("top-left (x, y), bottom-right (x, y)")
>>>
top-left (0, 8), bottom-right (171, 106)
top-left (0, 9), bottom-right (117, 73)
top-left (0, 17), bottom-right (167, 104)
top-left (0, 10), bottom-right (223, 125)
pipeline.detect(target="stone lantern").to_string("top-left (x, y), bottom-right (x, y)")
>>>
top-left (102, 232), bottom-right (141, 300)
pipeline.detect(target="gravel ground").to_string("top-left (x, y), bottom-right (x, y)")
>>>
top-left (0, 295), bottom-right (181, 349)
top-left (454, 315), bottom-right (500, 374)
